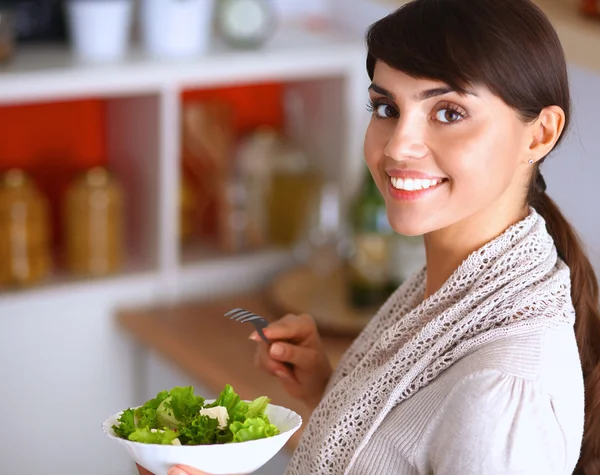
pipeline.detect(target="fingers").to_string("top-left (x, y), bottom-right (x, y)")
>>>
top-left (136, 463), bottom-right (210, 475)
top-left (254, 341), bottom-right (291, 375)
top-left (268, 341), bottom-right (323, 370)
top-left (249, 313), bottom-right (316, 342)
top-left (136, 464), bottom-right (153, 475)
top-left (168, 466), bottom-right (211, 475)
top-left (253, 338), bottom-right (325, 375)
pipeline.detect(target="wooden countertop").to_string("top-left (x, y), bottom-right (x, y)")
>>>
top-left (117, 292), bottom-right (354, 452)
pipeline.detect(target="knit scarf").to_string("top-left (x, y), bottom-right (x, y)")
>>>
top-left (285, 209), bottom-right (575, 474)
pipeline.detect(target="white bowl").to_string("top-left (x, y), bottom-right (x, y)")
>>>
top-left (102, 401), bottom-right (302, 475)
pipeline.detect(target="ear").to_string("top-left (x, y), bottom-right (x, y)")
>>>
top-left (527, 105), bottom-right (565, 164)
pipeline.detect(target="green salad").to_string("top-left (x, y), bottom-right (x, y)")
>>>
top-left (112, 384), bottom-right (280, 446)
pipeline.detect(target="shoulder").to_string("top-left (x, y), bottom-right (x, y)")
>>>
top-left (422, 324), bottom-right (584, 475)
top-left (451, 322), bottom-right (583, 388)
top-left (426, 368), bottom-right (569, 474)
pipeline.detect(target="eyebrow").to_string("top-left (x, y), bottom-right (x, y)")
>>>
top-left (368, 82), bottom-right (476, 101)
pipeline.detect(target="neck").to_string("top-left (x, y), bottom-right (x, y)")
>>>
top-left (423, 203), bottom-right (529, 299)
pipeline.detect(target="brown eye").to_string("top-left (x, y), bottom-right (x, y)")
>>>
top-left (435, 108), bottom-right (464, 123)
top-left (375, 103), bottom-right (399, 119)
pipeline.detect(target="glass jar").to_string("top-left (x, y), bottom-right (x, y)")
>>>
top-left (265, 140), bottom-right (321, 248)
top-left (0, 169), bottom-right (51, 287)
top-left (64, 166), bottom-right (125, 277)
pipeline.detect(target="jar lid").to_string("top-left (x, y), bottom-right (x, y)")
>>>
top-left (3, 168), bottom-right (29, 188)
top-left (86, 167), bottom-right (110, 187)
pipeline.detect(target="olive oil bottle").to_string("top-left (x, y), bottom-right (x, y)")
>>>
top-left (346, 171), bottom-right (396, 308)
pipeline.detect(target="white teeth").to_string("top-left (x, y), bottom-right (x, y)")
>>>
top-left (390, 176), bottom-right (444, 191)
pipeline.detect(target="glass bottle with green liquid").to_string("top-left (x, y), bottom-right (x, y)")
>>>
top-left (346, 170), bottom-right (396, 309)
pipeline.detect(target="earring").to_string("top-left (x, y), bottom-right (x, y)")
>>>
top-left (529, 159), bottom-right (534, 164)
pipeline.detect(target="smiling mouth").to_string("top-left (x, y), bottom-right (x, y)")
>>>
top-left (389, 176), bottom-right (448, 191)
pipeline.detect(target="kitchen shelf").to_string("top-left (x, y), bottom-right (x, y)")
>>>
top-left (0, 26), bottom-right (364, 105)
top-left (0, 93), bottom-right (161, 296)
top-left (0, 23), bottom-right (368, 306)
top-left (0, 262), bottom-right (156, 307)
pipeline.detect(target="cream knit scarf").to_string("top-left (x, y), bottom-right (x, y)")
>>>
top-left (286, 209), bottom-right (575, 474)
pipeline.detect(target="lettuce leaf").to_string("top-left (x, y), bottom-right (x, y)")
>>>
top-left (229, 400), bottom-right (249, 423)
top-left (178, 414), bottom-right (219, 445)
top-left (156, 386), bottom-right (205, 429)
top-left (230, 417), bottom-right (280, 442)
top-left (112, 408), bottom-right (136, 439)
top-left (134, 390), bottom-right (169, 428)
top-left (112, 384), bottom-right (280, 446)
top-left (207, 384), bottom-right (240, 415)
top-left (128, 427), bottom-right (179, 445)
top-left (215, 429), bottom-right (234, 444)
top-left (245, 396), bottom-right (270, 419)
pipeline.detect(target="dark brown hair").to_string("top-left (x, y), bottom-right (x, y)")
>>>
top-left (366, 0), bottom-right (600, 472)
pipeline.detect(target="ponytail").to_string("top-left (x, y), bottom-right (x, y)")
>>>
top-left (530, 174), bottom-right (600, 474)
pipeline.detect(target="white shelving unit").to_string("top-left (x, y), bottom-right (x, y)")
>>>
top-left (0, 25), bottom-right (369, 475)
top-left (0, 25), bottom-right (368, 306)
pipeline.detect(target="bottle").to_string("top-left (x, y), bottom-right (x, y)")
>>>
top-left (266, 140), bottom-right (321, 248)
top-left (236, 126), bottom-right (279, 250)
top-left (0, 169), bottom-right (51, 287)
top-left (265, 89), bottom-right (322, 248)
top-left (64, 166), bottom-right (124, 277)
top-left (179, 172), bottom-right (197, 245)
top-left (346, 171), bottom-right (396, 309)
top-left (294, 181), bottom-right (351, 276)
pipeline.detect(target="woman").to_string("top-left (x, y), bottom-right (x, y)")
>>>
top-left (139, 0), bottom-right (600, 473)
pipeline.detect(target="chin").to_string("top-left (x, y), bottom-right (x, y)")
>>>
top-left (387, 211), bottom-right (430, 237)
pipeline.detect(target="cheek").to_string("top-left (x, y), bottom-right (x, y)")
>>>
top-left (432, 121), bottom-right (519, 189)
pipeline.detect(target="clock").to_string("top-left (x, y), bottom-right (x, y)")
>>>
top-left (215, 0), bottom-right (275, 49)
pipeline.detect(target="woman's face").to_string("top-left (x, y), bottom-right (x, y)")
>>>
top-left (364, 61), bottom-right (535, 237)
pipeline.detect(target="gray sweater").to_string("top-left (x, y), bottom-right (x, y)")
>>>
top-left (350, 323), bottom-right (584, 474)
top-left (286, 210), bottom-right (585, 474)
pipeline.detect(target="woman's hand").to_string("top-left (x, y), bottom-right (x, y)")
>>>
top-left (137, 464), bottom-right (214, 475)
top-left (251, 313), bottom-right (332, 411)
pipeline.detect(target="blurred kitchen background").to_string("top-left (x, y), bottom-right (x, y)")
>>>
top-left (0, 0), bottom-right (597, 474)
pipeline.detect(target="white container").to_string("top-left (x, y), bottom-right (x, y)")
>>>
top-left (102, 401), bottom-right (302, 475)
top-left (66, 0), bottom-right (133, 62)
top-left (140, 0), bottom-right (216, 58)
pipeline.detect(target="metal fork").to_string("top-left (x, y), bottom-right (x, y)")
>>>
top-left (225, 308), bottom-right (293, 369)
top-left (225, 308), bottom-right (272, 344)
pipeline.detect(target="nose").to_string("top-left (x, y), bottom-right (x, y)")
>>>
top-left (384, 117), bottom-right (428, 161)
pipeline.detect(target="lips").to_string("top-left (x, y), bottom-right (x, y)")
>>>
top-left (387, 175), bottom-right (448, 202)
